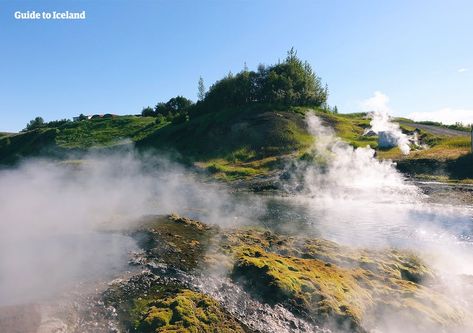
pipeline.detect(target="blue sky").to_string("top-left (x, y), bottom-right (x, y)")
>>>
top-left (1, 0), bottom-right (472, 132)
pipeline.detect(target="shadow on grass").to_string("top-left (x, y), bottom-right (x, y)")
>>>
top-left (447, 153), bottom-right (473, 179)
top-left (396, 153), bottom-right (473, 180)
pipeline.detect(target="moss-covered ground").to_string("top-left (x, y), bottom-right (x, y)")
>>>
top-left (112, 215), bottom-right (469, 333)
top-left (103, 272), bottom-right (246, 333)
top-left (130, 288), bottom-right (246, 333)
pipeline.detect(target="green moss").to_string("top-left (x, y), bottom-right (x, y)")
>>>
top-left (232, 245), bottom-right (371, 330)
top-left (220, 228), bottom-right (464, 332)
top-left (109, 217), bottom-right (470, 332)
top-left (130, 214), bottom-right (217, 272)
top-left (131, 289), bottom-right (245, 333)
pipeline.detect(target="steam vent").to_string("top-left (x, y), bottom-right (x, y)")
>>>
top-left (378, 131), bottom-right (397, 149)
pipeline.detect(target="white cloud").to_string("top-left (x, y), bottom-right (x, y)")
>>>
top-left (408, 108), bottom-right (473, 125)
top-left (457, 68), bottom-right (469, 73)
top-left (360, 91), bottom-right (391, 114)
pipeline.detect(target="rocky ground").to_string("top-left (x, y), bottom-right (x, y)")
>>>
top-left (415, 181), bottom-right (473, 206)
top-left (2, 212), bottom-right (472, 333)
top-left (97, 215), bottom-right (473, 332)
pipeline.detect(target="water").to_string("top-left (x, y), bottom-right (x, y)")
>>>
top-left (259, 195), bottom-right (473, 247)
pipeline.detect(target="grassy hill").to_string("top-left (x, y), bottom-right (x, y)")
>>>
top-left (136, 105), bottom-right (314, 179)
top-left (55, 116), bottom-right (160, 148)
top-left (0, 107), bottom-right (471, 182)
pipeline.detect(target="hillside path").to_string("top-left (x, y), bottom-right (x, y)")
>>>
top-left (399, 122), bottom-right (469, 137)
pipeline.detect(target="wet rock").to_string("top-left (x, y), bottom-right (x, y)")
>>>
top-left (130, 214), bottom-right (216, 272)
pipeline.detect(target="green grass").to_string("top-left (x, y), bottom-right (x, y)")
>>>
top-left (316, 111), bottom-right (378, 148)
top-left (436, 136), bottom-right (471, 149)
top-left (0, 128), bottom-right (58, 164)
top-left (56, 116), bottom-right (161, 148)
top-left (1, 106), bottom-right (471, 182)
top-left (136, 105), bottom-right (315, 179)
top-left (202, 160), bottom-right (263, 180)
top-left (138, 105), bottom-right (314, 159)
top-left (0, 132), bottom-right (15, 138)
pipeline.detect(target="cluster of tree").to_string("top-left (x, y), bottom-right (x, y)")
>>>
top-left (22, 117), bottom-right (72, 132)
top-left (142, 96), bottom-right (193, 124)
top-left (200, 48), bottom-right (328, 111)
top-left (141, 49), bottom-right (329, 121)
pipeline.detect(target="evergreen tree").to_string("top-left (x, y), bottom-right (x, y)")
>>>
top-left (198, 76), bottom-right (206, 101)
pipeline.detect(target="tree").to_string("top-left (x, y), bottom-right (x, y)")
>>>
top-left (333, 106), bottom-right (338, 114)
top-left (201, 48), bottom-right (327, 111)
top-left (166, 96), bottom-right (193, 112)
top-left (198, 76), bottom-right (206, 101)
top-left (154, 96), bottom-right (194, 118)
top-left (259, 49), bottom-right (327, 106)
top-left (23, 116), bottom-right (45, 132)
top-left (141, 106), bottom-right (155, 117)
top-left (155, 102), bottom-right (168, 116)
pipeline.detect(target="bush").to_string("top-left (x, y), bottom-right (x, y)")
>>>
top-left (155, 114), bottom-right (166, 124)
top-left (142, 107), bottom-right (155, 117)
top-left (171, 113), bottom-right (190, 124)
top-left (47, 119), bottom-right (71, 128)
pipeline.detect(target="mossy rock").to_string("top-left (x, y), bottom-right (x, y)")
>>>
top-left (133, 289), bottom-right (245, 333)
top-left (131, 214), bottom-right (218, 272)
top-left (231, 245), bottom-right (371, 332)
top-left (123, 218), bottom-right (468, 332)
top-left (219, 228), bottom-right (465, 332)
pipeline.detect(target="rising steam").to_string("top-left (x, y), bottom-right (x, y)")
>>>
top-left (361, 91), bottom-right (412, 154)
top-left (303, 113), bottom-right (419, 202)
top-left (0, 152), bottom-right (262, 306)
top-left (293, 112), bottom-right (473, 332)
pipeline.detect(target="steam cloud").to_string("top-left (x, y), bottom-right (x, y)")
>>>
top-left (0, 152), bottom-right (262, 306)
top-left (361, 91), bottom-right (412, 154)
top-left (302, 113), bottom-right (419, 202)
top-left (294, 113), bottom-right (473, 332)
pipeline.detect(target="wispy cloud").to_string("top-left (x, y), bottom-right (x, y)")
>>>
top-left (408, 108), bottom-right (473, 125)
top-left (457, 68), bottom-right (469, 73)
top-left (359, 91), bottom-right (391, 114)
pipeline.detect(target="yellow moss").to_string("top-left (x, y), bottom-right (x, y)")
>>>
top-left (134, 289), bottom-right (245, 333)
top-left (221, 228), bottom-right (466, 331)
top-left (232, 245), bottom-right (372, 328)
top-left (142, 306), bottom-right (173, 328)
